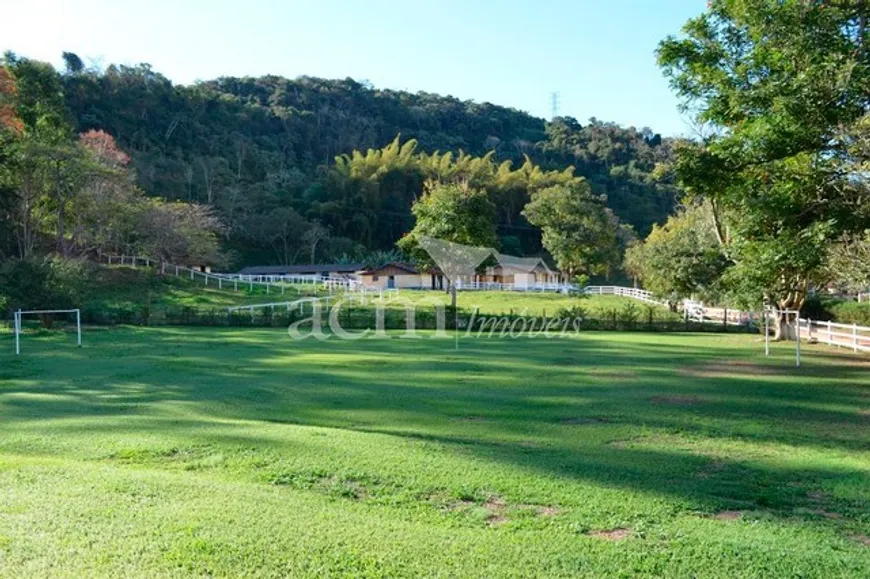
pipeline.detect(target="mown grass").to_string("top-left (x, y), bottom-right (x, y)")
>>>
top-left (1, 328), bottom-right (869, 577)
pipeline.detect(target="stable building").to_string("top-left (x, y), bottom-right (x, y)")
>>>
top-left (358, 262), bottom-right (445, 290)
top-left (479, 255), bottom-right (561, 288)
top-left (237, 263), bottom-right (364, 279)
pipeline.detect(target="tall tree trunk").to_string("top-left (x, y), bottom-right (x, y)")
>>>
top-left (772, 284), bottom-right (807, 341)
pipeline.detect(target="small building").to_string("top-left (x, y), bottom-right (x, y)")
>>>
top-left (358, 262), bottom-right (444, 289)
top-left (480, 255), bottom-right (561, 288)
top-left (237, 263), bottom-right (364, 279)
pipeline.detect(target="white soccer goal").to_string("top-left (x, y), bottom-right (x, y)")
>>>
top-left (13, 309), bottom-right (81, 355)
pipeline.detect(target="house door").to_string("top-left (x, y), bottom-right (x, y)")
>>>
top-left (387, 275), bottom-right (395, 289)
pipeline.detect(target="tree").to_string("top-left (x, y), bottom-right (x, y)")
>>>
top-left (624, 204), bottom-right (729, 302)
top-left (522, 181), bottom-right (618, 278)
top-left (259, 207), bottom-right (309, 265)
top-left (827, 232), bottom-right (870, 293)
top-left (70, 130), bottom-right (139, 256)
top-left (302, 221), bottom-right (330, 264)
top-left (134, 199), bottom-right (224, 268)
top-left (0, 257), bottom-right (91, 324)
top-left (61, 52), bottom-right (85, 75)
top-left (398, 181), bottom-right (497, 262)
top-left (0, 66), bottom-right (22, 258)
top-left (0, 66), bottom-right (23, 134)
top-left (658, 0), bottom-right (870, 336)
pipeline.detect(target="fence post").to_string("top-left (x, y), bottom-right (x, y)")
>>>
top-left (723, 308), bottom-right (728, 332)
top-left (827, 320), bottom-right (833, 346)
top-left (854, 324), bottom-right (859, 352)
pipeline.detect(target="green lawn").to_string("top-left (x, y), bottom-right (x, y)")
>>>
top-left (1, 328), bottom-right (869, 577)
top-left (379, 289), bottom-right (668, 318)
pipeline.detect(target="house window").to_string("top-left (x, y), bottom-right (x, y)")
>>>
top-left (372, 275), bottom-right (379, 281)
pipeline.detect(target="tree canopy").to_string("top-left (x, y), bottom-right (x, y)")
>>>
top-left (657, 0), bottom-right (870, 312)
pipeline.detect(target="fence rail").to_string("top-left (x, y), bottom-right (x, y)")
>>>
top-left (103, 255), bottom-right (300, 295)
top-left (102, 255), bottom-right (389, 297)
top-left (217, 273), bottom-right (321, 285)
top-left (798, 318), bottom-right (870, 353)
top-left (584, 285), bottom-right (667, 306)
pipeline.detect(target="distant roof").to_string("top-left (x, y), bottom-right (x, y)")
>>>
top-left (238, 263), bottom-right (365, 275)
top-left (360, 261), bottom-right (420, 275)
top-left (494, 253), bottom-right (553, 274)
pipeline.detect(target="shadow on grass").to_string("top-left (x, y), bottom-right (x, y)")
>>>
top-left (1, 327), bottom-right (869, 524)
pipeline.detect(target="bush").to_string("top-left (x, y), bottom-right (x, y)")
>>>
top-left (556, 304), bottom-right (587, 320)
top-left (828, 301), bottom-right (870, 326)
top-left (800, 294), bottom-right (833, 321)
top-left (0, 257), bottom-right (93, 325)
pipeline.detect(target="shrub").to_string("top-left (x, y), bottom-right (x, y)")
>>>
top-left (800, 294), bottom-right (833, 321)
top-left (618, 302), bottom-right (641, 324)
top-left (556, 305), bottom-right (586, 320)
top-left (0, 257), bottom-right (93, 325)
top-left (828, 301), bottom-right (870, 326)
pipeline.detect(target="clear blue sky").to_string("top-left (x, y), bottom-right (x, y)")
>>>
top-left (5, 0), bottom-right (703, 136)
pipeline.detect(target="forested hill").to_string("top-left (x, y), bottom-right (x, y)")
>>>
top-left (58, 60), bottom-right (679, 263)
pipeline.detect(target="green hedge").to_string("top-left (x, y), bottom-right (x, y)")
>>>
top-left (828, 301), bottom-right (870, 326)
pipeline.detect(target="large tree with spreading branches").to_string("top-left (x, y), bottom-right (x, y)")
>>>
top-left (658, 0), bottom-right (870, 336)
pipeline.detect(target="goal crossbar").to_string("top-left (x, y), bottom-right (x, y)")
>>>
top-left (13, 308), bottom-right (82, 355)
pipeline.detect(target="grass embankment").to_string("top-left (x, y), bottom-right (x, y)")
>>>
top-left (83, 264), bottom-right (320, 310)
top-left (0, 329), bottom-right (868, 577)
top-left (80, 266), bottom-right (680, 322)
top-left (378, 290), bottom-right (679, 319)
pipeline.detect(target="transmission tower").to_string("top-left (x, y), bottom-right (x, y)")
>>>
top-left (550, 92), bottom-right (560, 120)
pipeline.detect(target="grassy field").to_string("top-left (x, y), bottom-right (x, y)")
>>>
top-left (1, 328), bottom-right (869, 577)
top-left (84, 265), bottom-right (322, 310)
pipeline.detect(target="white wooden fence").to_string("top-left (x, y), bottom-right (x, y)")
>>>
top-left (584, 286), bottom-right (667, 306)
top-left (797, 318), bottom-right (870, 353)
top-left (219, 273), bottom-right (321, 285)
top-left (103, 255), bottom-right (299, 295)
top-left (103, 256), bottom-right (373, 295)
top-left (684, 302), bottom-right (755, 326)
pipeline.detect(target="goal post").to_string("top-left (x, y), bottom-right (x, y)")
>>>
top-left (13, 309), bottom-right (81, 355)
top-left (763, 306), bottom-right (801, 367)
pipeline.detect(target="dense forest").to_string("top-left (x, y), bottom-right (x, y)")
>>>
top-left (46, 54), bottom-right (678, 265)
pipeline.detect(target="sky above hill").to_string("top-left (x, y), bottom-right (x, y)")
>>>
top-left (5, 0), bottom-right (705, 136)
